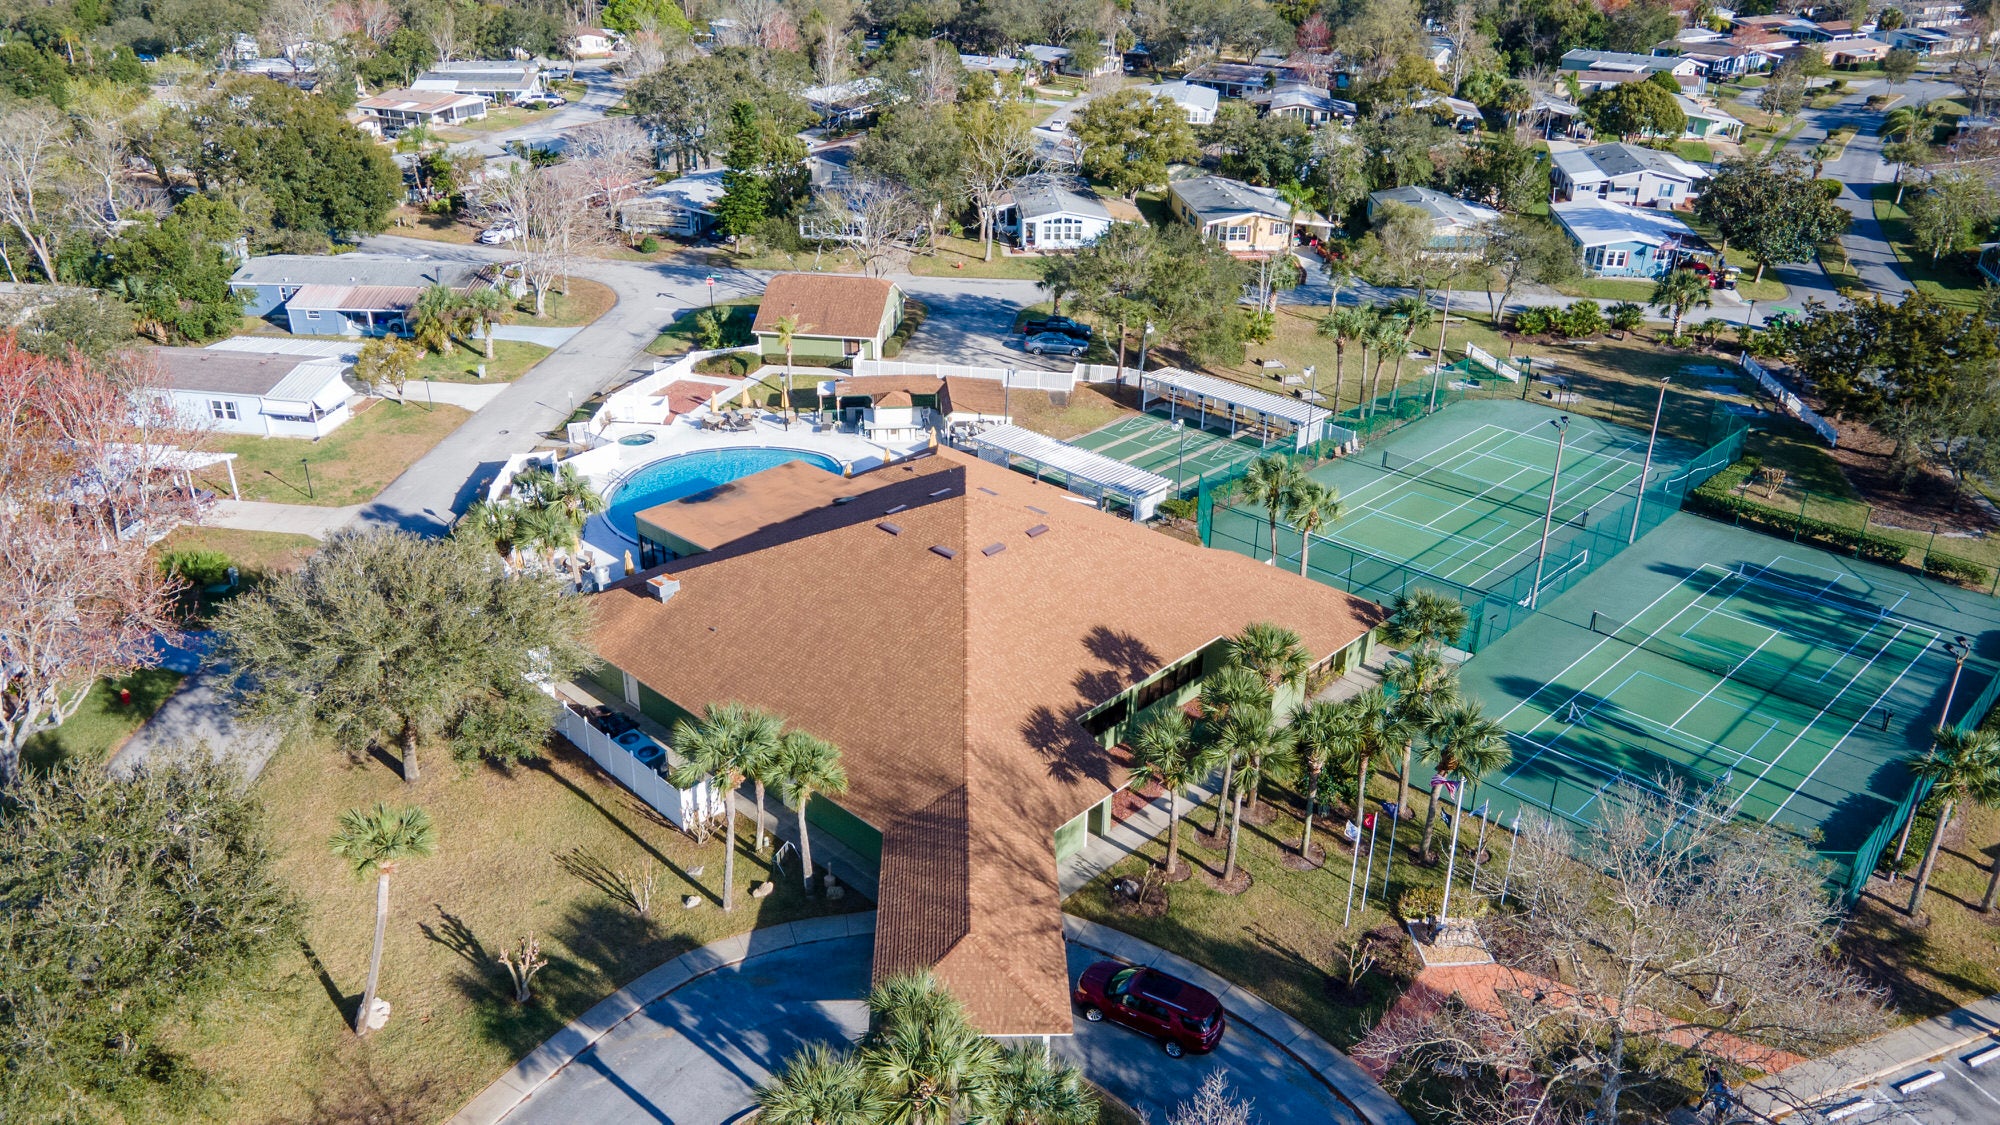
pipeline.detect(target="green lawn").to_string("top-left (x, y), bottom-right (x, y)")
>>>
top-left (905, 235), bottom-right (1052, 281)
top-left (649, 297), bottom-right (759, 356)
top-left (1872, 183), bottom-right (1990, 309)
top-left (1674, 141), bottom-right (1715, 163)
top-left (506, 278), bottom-right (617, 328)
top-left (154, 526), bottom-right (321, 619)
top-left (202, 401), bottom-right (472, 506)
top-left (413, 340), bottom-right (551, 383)
top-left (22, 668), bottom-right (185, 773)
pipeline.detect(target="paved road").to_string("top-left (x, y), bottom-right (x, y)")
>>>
top-left (498, 935), bottom-right (1362, 1125)
top-left (1845, 1053), bottom-right (2000, 1124)
top-left (1774, 92), bottom-right (1912, 305)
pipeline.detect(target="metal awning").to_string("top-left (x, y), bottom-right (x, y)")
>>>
top-left (1138, 368), bottom-right (1327, 427)
top-left (969, 425), bottom-right (1174, 502)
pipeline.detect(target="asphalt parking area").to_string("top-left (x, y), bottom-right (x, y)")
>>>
top-left (894, 282), bottom-right (1076, 372)
top-left (1804, 1044), bottom-right (2000, 1124)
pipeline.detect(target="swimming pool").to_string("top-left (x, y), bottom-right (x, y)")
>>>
top-left (605, 447), bottom-right (843, 538)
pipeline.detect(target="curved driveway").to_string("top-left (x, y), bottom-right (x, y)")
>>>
top-left (496, 935), bottom-right (1363, 1125)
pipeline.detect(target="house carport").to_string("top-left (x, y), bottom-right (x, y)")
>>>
top-left (969, 424), bottom-right (1174, 521)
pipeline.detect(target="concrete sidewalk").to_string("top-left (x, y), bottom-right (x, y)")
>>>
top-left (205, 500), bottom-right (361, 539)
top-left (1745, 994), bottom-right (2000, 1117)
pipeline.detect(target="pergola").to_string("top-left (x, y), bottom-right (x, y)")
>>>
top-left (1138, 368), bottom-right (1347, 451)
top-left (969, 424), bottom-right (1175, 521)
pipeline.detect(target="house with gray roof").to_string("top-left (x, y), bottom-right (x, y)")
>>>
top-left (1168, 175), bottom-right (1323, 256)
top-left (230, 254), bottom-right (501, 337)
top-left (412, 60), bottom-right (543, 101)
top-left (153, 347), bottom-right (355, 438)
top-left (1552, 199), bottom-right (1701, 277)
top-left (1367, 187), bottom-right (1502, 251)
top-left (1147, 81), bottom-right (1219, 125)
top-left (1253, 82), bottom-right (1356, 125)
top-left (1550, 143), bottom-right (1707, 208)
top-left (618, 169), bottom-right (726, 238)
top-left (993, 183), bottom-right (1143, 251)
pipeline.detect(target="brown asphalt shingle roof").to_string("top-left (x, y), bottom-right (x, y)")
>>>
top-left (590, 449), bottom-right (1380, 1035)
top-left (751, 273), bottom-right (897, 342)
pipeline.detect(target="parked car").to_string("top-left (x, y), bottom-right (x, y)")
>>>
top-left (478, 223), bottom-right (522, 245)
top-left (515, 93), bottom-right (565, 109)
top-left (1073, 961), bottom-right (1224, 1057)
top-left (1024, 332), bottom-right (1089, 357)
top-left (1022, 316), bottom-right (1092, 340)
top-left (613, 729), bottom-right (666, 768)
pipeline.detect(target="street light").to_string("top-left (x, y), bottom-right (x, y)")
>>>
top-left (1528, 415), bottom-right (1570, 609)
top-left (1628, 376), bottom-right (1671, 544)
top-left (1742, 297), bottom-right (1758, 340)
top-left (301, 458), bottom-right (315, 500)
top-left (1895, 634), bottom-right (1973, 865)
top-left (1138, 321), bottom-right (1156, 376)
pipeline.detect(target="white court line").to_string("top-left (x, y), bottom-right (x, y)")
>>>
top-left (1744, 555), bottom-right (1918, 623)
top-left (1734, 619), bottom-right (1916, 821)
top-left (1419, 453), bottom-right (1641, 585)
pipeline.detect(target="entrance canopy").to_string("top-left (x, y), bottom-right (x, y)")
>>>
top-left (1139, 368), bottom-right (1347, 451)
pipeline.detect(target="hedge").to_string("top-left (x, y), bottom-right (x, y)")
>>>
top-left (882, 298), bottom-right (929, 359)
top-left (695, 351), bottom-right (757, 378)
top-left (1684, 486), bottom-right (1907, 564)
top-left (1923, 550), bottom-right (1992, 588)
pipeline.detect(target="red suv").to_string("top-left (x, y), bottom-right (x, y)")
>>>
top-left (1072, 960), bottom-right (1226, 1057)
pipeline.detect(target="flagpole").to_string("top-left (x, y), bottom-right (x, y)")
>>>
top-left (1498, 814), bottom-right (1521, 903)
top-left (1343, 813), bottom-right (1364, 928)
top-left (1470, 802), bottom-right (1492, 893)
top-left (1359, 812), bottom-right (1380, 913)
top-left (1379, 803), bottom-right (1399, 897)
top-left (1439, 776), bottom-right (1468, 923)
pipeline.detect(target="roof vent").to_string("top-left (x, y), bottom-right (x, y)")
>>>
top-left (1026, 524), bottom-right (1050, 538)
top-left (877, 521), bottom-right (903, 535)
top-left (930, 545), bottom-right (958, 559)
top-left (646, 574), bottom-right (681, 603)
top-left (930, 488), bottom-right (952, 497)
top-left (885, 504), bottom-right (908, 514)
top-left (981, 542), bottom-right (1006, 556)
top-left (1026, 505), bottom-right (1048, 515)
top-left (832, 495), bottom-right (856, 505)
top-left (977, 486), bottom-right (999, 496)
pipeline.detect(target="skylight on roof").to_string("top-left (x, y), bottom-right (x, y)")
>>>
top-left (878, 521), bottom-right (903, 535)
top-left (885, 504), bottom-right (908, 514)
top-left (981, 543), bottom-right (1006, 556)
top-left (1026, 524), bottom-right (1050, 538)
top-left (930, 545), bottom-right (958, 559)
top-left (930, 488), bottom-right (952, 497)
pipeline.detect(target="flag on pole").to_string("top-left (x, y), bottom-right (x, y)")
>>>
top-left (1363, 812), bottom-right (1376, 830)
top-left (1472, 801), bottom-right (1490, 819)
top-left (1344, 820), bottom-right (1361, 843)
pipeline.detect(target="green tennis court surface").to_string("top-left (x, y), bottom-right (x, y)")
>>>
top-left (1071, 410), bottom-right (1272, 492)
top-left (1489, 559), bottom-right (1953, 842)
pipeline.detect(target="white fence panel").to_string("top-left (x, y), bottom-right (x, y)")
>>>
top-left (1465, 342), bottom-right (1523, 383)
top-left (850, 358), bottom-right (1077, 394)
top-left (555, 704), bottom-right (723, 830)
top-left (1742, 355), bottom-right (1838, 446)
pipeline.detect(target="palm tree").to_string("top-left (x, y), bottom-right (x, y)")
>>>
top-left (1226, 622), bottom-right (1311, 818)
top-left (454, 498), bottom-right (523, 559)
top-left (1216, 712), bottom-right (1295, 883)
top-left (745, 734), bottom-right (787, 854)
top-left (861, 972), bottom-right (1002, 1125)
top-left (329, 803), bottom-right (436, 1036)
top-left (777, 730), bottom-right (848, 892)
top-left (1649, 268), bottom-right (1712, 338)
top-left (1289, 698), bottom-right (1357, 859)
top-left (411, 284), bottom-right (460, 355)
top-left (773, 313), bottom-right (802, 430)
top-left (983, 1047), bottom-right (1099, 1125)
top-left (513, 502), bottom-right (579, 569)
top-left (1385, 652), bottom-right (1460, 813)
top-left (1316, 307), bottom-right (1372, 414)
top-left (756, 1042), bottom-right (886, 1125)
top-left (1809, 142), bottom-right (1836, 179)
top-left (461, 286), bottom-right (506, 359)
top-left (1285, 477), bottom-right (1342, 578)
top-left (1363, 317), bottom-right (1404, 415)
top-left (530, 462), bottom-right (608, 536)
top-left (1418, 701), bottom-right (1510, 862)
top-left (1240, 454), bottom-right (1303, 565)
top-left (1383, 296), bottom-right (1434, 413)
top-left (1385, 588), bottom-right (1472, 656)
top-left (1196, 665), bottom-right (1273, 836)
top-left (669, 702), bottom-right (785, 912)
top-left (1130, 711), bottom-right (1222, 878)
top-left (1906, 727), bottom-right (2000, 916)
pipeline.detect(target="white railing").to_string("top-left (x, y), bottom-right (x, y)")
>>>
top-left (1743, 355), bottom-right (1838, 447)
top-left (852, 358), bottom-right (1078, 393)
top-left (555, 703), bottom-right (723, 831)
top-left (1465, 342), bottom-right (1523, 383)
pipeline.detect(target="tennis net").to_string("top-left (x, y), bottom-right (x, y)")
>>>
top-left (1380, 450), bottom-right (1591, 528)
top-left (1589, 611), bottom-right (1900, 727)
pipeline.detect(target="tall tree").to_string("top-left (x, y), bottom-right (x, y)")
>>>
top-left (853, 104), bottom-right (965, 252)
top-left (1693, 154), bottom-right (1850, 281)
top-left (1195, 665), bottom-right (1273, 836)
top-left (959, 97), bottom-right (1041, 262)
top-left (1130, 711), bottom-right (1221, 879)
top-left (1215, 712), bottom-right (1294, 882)
top-left (1906, 726), bottom-right (2000, 916)
top-left (188, 77), bottom-right (399, 239)
top-left (668, 703), bottom-right (785, 912)
top-left (1316, 306), bottom-right (1373, 412)
top-left (860, 972), bottom-right (1005, 1121)
top-left (0, 756), bottom-right (294, 1117)
top-left (1056, 222), bottom-right (1155, 371)
top-left (1285, 477), bottom-right (1343, 578)
top-left (1648, 267), bottom-right (1712, 337)
top-left (215, 530), bottom-right (595, 783)
top-left (1072, 88), bottom-right (1199, 198)
top-left (1240, 455), bottom-right (1304, 566)
top-left (776, 730), bottom-right (848, 892)
top-left (1416, 701), bottom-right (1509, 861)
top-left (1482, 214), bottom-right (1583, 317)
top-left (756, 1043), bottom-right (887, 1125)
top-left (329, 803), bottom-right (436, 1036)
top-left (1227, 621), bottom-right (1313, 816)
top-left (0, 339), bottom-right (202, 785)
top-left (1907, 168), bottom-right (2000, 262)
top-left (1581, 80), bottom-right (1685, 140)
top-left (1385, 653), bottom-right (1460, 814)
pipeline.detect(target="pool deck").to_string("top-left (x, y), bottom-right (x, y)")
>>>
top-left (566, 412), bottom-right (928, 568)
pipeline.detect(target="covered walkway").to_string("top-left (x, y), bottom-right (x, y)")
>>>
top-left (1138, 368), bottom-right (1352, 452)
top-left (968, 424), bottom-right (1176, 520)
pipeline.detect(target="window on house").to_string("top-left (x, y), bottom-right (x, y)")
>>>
top-left (209, 400), bottom-right (240, 421)
top-left (305, 310), bottom-right (321, 320)
top-left (1660, 184), bottom-right (1676, 198)
top-left (1045, 217), bottom-right (1084, 243)
top-left (1272, 222), bottom-right (1289, 238)
top-left (1598, 248), bottom-right (1629, 269)
top-left (843, 338), bottom-right (861, 356)
top-left (1221, 224), bottom-right (1249, 243)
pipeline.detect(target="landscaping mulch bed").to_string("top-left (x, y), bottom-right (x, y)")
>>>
top-left (1280, 841), bottom-right (1328, 871)
top-left (1199, 868), bottom-right (1254, 895)
top-left (1825, 411), bottom-right (2000, 533)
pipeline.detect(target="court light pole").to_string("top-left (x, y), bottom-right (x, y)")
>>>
top-left (1895, 634), bottom-right (1972, 864)
top-left (1527, 415), bottom-right (1570, 609)
top-left (1628, 376), bottom-right (1671, 545)
top-left (1174, 418), bottom-right (1188, 493)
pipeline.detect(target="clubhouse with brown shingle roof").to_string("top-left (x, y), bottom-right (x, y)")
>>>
top-left (585, 448), bottom-right (1382, 1037)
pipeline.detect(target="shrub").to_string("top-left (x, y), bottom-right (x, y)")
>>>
top-left (1692, 317), bottom-right (1731, 346)
top-left (883, 297), bottom-right (928, 358)
top-left (1396, 884), bottom-right (1444, 922)
top-left (692, 308), bottom-right (725, 350)
top-left (637, 235), bottom-right (659, 253)
top-left (1607, 301), bottom-right (1645, 332)
top-left (1683, 485), bottom-right (1908, 564)
top-left (1556, 299), bottom-right (1605, 338)
top-left (1818, 178), bottom-right (1843, 199)
top-left (1157, 497), bottom-right (1197, 524)
top-left (1513, 306), bottom-right (1557, 335)
top-left (693, 351), bottom-right (756, 378)
top-left (1924, 550), bottom-right (1992, 587)
top-left (159, 548), bottom-right (233, 588)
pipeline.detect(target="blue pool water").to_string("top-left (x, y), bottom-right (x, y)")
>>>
top-left (606, 447), bottom-right (843, 537)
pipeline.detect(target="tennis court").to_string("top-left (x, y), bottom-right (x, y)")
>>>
top-left (1483, 554), bottom-right (1962, 862)
top-left (1071, 410), bottom-right (1270, 493)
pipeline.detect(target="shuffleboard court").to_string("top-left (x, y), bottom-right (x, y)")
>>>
top-left (1071, 409), bottom-right (1273, 493)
